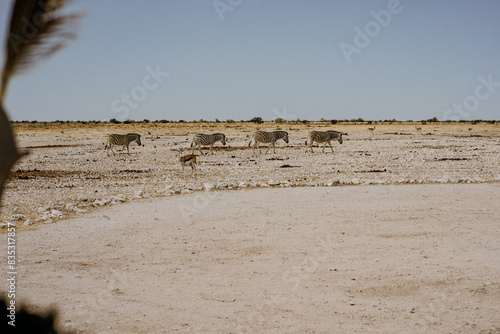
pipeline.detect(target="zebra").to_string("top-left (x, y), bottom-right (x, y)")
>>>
top-left (305, 130), bottom-right (343, 153)
top-left (105, 133), bottom-right (142, 156)
top-left (190, 133), bottom-right (226, 155)
top-left (248, 130), bottom-right (289, 154)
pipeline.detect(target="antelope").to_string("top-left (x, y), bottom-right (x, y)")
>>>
top-left (178, 149), bottom-right (196, 175)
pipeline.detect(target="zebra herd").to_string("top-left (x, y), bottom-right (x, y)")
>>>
top-left (105, 130), bottom-right (344, 174)
top-left (105, 130), bottom-right (344, 157)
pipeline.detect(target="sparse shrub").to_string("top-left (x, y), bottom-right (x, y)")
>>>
top-left (274, 117), bottom-right (286, 123)
top-left (331, 119), bottom-right (338, 124)
top-left (158, 119), bottom-right (169, 123)
top-left (250, 117), bottom-right (264, 124)
top-left (142, 119), bottom-right (150, 123)
top-left (226, 119), bottom-right (235, 123)
top-left (427, 117), bottom-right (438, 123)
top-left (110, 118), bottom-right (121, 124)
top-left (123, 119), bottom-right (135, 124)
top-left (356, 118), bottom-right (364, 122)
top-left (302, 119), bottom-right (309, 124)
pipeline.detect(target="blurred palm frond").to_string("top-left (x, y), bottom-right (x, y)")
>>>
top-left (0, 0), bottom-right (82, 208)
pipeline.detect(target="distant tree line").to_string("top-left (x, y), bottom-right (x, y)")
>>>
top-left (9, 118), bottom-right (498, 124)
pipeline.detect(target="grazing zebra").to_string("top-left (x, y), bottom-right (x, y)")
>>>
top-left (248, 130), bottom-right (289, 154)
top-left (105, 133), bottom-right (142, 156)
top-left (191, 133), bottom-right (226, 155)
top-left (305, 130), bottom-right (343, 153)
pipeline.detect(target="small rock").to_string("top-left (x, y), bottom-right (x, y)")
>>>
top-left (10, 214), bottom-right (25, 221)
top-left (93, 199), bottom-right (107, 206)
top-left (65, 203), bottom-right (76, 212)
top-left (78, 195), bottom-right (88, 202)
top-left (110, 194), bottom-right (126, 204)
top-left (133, 190), bottom-right (143, 198)
top-left (38, 206), bottom-right (50, 213)
top-left (50, 209), bottom-right (65, 219)
top-left (260, 183), bottom-right (270, 187)
top-left (23, 219), bottom-right (33, 227)
top-left (75, 207), bottom-right (88, 213)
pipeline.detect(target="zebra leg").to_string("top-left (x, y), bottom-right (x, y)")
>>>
top-left (329, 141), bottom-right (334, 153)
top-left (210, 143), bottom-right (214, 155)
top-left (198, 144), bottom-right (205, 156)
top-left (254, 142), bottom-right (260, 155)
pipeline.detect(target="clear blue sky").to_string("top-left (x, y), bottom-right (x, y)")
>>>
top-left (1, 0), bottom-right (499, 121)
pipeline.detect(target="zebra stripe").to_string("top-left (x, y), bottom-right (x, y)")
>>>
top-left (306, 130), bottom-right (343, 153)
top-left (105, 133), bottom-right (142, 156)
top-left (248, 130), bottom-right (289, 154)
top-left (190, 133), bottom-right (226, 155)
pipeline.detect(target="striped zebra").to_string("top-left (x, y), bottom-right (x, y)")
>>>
top-left (248, 130), bottom-right (289, 154)
top-left (190, 133), bottom-right (226, 155)
top-left (105, 133), bottom-right (142, 156)
top-left (305, 130), bottom-right (343, 153)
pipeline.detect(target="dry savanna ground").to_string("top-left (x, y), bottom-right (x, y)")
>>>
top-left (2, 121), bottom-right (499, 225)
top-left (1, 121), bottom-right (500, 333)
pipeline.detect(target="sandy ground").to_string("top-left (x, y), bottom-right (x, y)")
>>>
top-left (1, 122), bottom-right (500, 333)
top-left (3, 183), bottom-right (500, 333)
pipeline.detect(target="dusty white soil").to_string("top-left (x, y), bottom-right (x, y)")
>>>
top-left (1, 123), bottom-right (500, 333)
top-left (5, 184), bottom-right (500, 333)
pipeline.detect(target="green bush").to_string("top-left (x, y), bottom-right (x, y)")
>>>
top-left (250, 117), bottom-right (264, 124)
